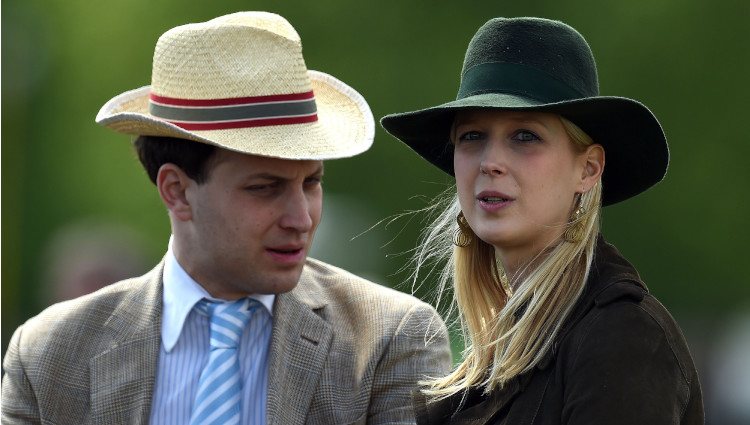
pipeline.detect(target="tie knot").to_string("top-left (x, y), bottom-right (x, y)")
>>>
top-left (196, 298), bottom-right (258, 349)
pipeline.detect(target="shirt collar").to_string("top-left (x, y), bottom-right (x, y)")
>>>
top-left (161, 236), bottom-right (275, 352)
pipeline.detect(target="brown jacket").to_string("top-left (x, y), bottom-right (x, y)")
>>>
top-left (2, 257), bottom-right (452, 424)
top-left (414, 236), bottom-right (704, 425)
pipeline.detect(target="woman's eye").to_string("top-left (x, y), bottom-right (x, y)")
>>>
top-left (457, 131), bottom-right (483, 142)
top-left (511, 130), bottom-right (541, 143)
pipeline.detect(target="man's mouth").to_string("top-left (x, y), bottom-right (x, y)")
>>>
top-left (267, 247), bottom-right (303, 255)
top-left (265, 245), bottom-right (306, 264)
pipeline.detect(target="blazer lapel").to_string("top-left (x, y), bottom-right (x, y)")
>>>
top-left (90, 262), bottom-right (164, 424)
top-left (266, 267), bottom-right (333, 425)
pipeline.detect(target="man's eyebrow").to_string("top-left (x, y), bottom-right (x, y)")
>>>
top-left (246, 173), bottom-right (284, 181)
top-left (246, 165), bottom-right (325, 181)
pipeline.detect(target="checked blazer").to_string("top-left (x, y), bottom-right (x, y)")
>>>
top-left (2, 257), bottom-right (452, 424)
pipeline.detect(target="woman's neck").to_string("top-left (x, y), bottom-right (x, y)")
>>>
top-left (494, 242), bottom-right (556, 289)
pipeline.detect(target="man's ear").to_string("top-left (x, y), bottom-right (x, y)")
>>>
top-left (156, 163), bottom-right (194, 222)
top-left (578, 144), bottom-right (605, 193)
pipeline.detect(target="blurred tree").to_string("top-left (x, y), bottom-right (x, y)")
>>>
top-left (3, 0), bottom-right (749, 373)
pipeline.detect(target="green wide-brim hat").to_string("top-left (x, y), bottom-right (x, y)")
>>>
top-left (381, 17), bottom-right (668, 206)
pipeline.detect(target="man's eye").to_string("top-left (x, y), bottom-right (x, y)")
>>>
top-left (511, 130), bottom-right (541, 143)
top-left (245, 183), bottom-right (276, 192)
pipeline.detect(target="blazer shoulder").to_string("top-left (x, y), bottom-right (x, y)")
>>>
top-left (303, 257), bottom-right (433, 312)
top-left (301, 258), bottom-right (447, 340)
top-left (10, 265), bottom-right (162, 361)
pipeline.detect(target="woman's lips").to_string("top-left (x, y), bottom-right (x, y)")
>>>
top-left (476, 191), bottom-right (514, 212)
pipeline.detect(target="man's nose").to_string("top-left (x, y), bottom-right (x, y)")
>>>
top-left (278, 189), bottom-right (314, 232)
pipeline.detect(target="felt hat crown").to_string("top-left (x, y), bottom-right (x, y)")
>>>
top-left (381, 17), bottom-right (668, 206)
top-left (97, 12), bottom-right (374, 160)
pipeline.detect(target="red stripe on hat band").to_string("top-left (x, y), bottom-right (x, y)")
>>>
top-left (167, 114), bottom-right (318, 130)
top-left (150, 91), bottom-right (315, 107)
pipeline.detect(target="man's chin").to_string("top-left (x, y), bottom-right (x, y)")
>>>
top-left (258, 266), bottom-right (305, 295)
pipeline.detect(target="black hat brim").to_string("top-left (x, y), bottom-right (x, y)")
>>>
top-left (380, 93), bottom-right (668, 206)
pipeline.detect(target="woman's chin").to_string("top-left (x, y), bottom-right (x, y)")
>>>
top-left (476, 233), bottom-right (516, 250)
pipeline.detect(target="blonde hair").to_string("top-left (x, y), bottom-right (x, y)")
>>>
top-left (412, 116), bottom-right (602, 398)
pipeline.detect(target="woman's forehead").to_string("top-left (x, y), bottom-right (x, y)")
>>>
top-left (454, 109), bottom-right (559, 124)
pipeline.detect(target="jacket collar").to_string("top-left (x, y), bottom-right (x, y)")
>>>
top-left (551, 235), bottom-right (647, 349)
top-left (265, 260), bottom-right (334, 425)
top-left (87, 257), bottom-right (337, 424)
top-left (90, 261), bottom-right (164, 423)
top-left (161, 242), bottom-right (275, 352)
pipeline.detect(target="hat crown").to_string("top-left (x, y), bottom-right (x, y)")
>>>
top-left (459, 17), bottom-right (599, 101)
top-left (151, 12), bottom-right (311, 99)
top-left (208, 11), bottom-right (301, 42)
top-left (380, 16), bottom-right (669, 206)
top-left (96, 11), bottom-right (375, 162)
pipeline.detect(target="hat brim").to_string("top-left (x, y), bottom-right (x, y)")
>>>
top-left (96, 70), bottom-right (374, 160)
top-left (380, 93), bottom-right (668, 206)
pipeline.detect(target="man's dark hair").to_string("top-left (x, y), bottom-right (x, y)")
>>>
top-left (134, 135), bottom-right (217, 185)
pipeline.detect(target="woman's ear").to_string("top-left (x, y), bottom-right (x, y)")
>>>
top-left (579, 144), bottom-right (605, 192)
top-left (156, 163), bottom-right (194, 222)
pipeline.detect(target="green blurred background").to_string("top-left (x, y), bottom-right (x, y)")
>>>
top-left (3, 0), bottom-right (749, 422)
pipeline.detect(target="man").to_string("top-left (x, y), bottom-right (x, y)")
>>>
top-left (2, 12), bottom-right (451, 424)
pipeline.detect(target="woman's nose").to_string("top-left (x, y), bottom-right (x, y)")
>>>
top-left (479, 141), bottom-right (506, 176)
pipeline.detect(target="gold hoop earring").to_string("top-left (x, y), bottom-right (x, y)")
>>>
top-left (453, 211), bottom-right (474, 247)
top-left (564, 194), bottom-right (586, 243)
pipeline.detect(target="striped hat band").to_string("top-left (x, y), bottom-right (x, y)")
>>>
top-left (149, 90), bottom-right (318, 131)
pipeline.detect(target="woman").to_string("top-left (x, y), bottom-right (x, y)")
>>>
top-left (381, 17), bottom-right (704, 424)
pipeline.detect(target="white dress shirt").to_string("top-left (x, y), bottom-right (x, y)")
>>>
top-left (149, 239), bottom-right (274, 424)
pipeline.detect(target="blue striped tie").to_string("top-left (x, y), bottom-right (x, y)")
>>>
top-left (190, 298), bottom-right (257, 425)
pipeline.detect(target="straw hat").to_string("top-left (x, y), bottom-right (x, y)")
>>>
top-left (96, 12), bottom-right (374, 160)
top-left (381, 17), bottom-right (668, 206)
